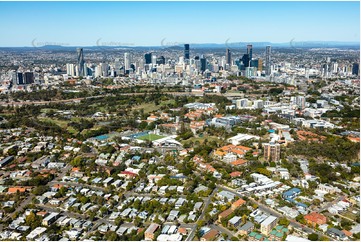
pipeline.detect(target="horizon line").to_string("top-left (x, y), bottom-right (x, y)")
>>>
top-left (0, 40), bottom-right (360, 49)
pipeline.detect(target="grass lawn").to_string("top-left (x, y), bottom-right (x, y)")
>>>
top-left (37, 116), bottom-right (78, 134)
top-left (181, 135), bottom-right (222, 146)
top-left (40, 108), bottom-right (58, 113)
top-left (132, 103), bottom-right (160, 113)
top-left (341, 211), bottom-right (358, 221)
top-left (137, 134), bottom-right (165, 141)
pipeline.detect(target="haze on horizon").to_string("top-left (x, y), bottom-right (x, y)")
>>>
top-left (0, 1), bottom-right (359, 47)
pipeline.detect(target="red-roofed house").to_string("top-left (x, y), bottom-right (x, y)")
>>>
top-left (218, 208), bottom-right (233, 222)
top-left (119, 171), bottom-right (138, 179)
top-left (304, 212), bottom-right (327, 227)
top-left (231, 198), bottom-right (246, 210)
top-left (230, 171), bottom-right (242, 178)
top-left (230, 159), bottom-right (248, 166)
top-left (8, 186), bottom-right (30, 194)
top-left (201, 229), bottom-right (219, 241)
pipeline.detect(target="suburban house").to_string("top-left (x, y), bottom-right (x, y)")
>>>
top-left (304, 212), bottom-right (327, 227)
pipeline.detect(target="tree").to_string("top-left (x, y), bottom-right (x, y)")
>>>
top-left (197, 220), bottom-right (205, 228)
top-left (308, 233), bottom-right (319, 241)
top-left (32, 185), bottom-right (49, 195)
top-left (296, 214), bottom-right (306, 224)
top-left (279, 217), bottom-right (290, 227)
top-left (25, 211), bottom-right (42, 229)
top-left (100, 206), bottom-right (109, 216)
top-left (80, 144), bottom-right (91, 153)
top-left (105, 231), bottom-right (119, 241)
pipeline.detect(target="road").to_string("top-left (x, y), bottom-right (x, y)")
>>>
top-left (48, 181), bottom-right (107, 192)
top-left (36, 204), bottom-right (87, 220)
top-left (210, 224), bottom-right (234, 239)
top-left (186, 187), bottom-right (218, 241)
top-left (316, 196), bottom-right (345, 213)
top-left (2, 193), bottom-right (35, 223)
top-left (216, 185), bottom-right (333, 241)
top-left (1, 166), bottom-right (72, 227)
top-left (36, 203), bottom-right (115, 240)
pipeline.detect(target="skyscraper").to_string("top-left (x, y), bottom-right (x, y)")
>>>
top-left (241, 54), bottom-right (250, 68)
top-left (251, 59), bottom-right (258, 69)
top-left (77, 48), bottom-right (85, 76)
top-left (200, 56), bottom-right (207, 72)
top-left (184, 44), bottom-right (190, 60)
top-left (10, 71), bottom-right (17, 86)
top-left (265, 46), bottom-right (271, 75)
top-left (66, 63), bottom-right (75, 76)
top-left (352, 63), bottom-right (359, 76)
top-left (247, 44), bottom-right (253, 66)
top-left (156, 56), bottom-right (165, 65)
top-left (258, 59), bottom-right (263, 72)
top-left (24, 72), bottom-right (34, 84)
top-left (145, 53), bottom-right (152, 64)
top-left (124, 53), bottom-right (131, 71)
top-left (151, 55), bottom-right (157, 65)
top-left (226, 48), bottom-right (231, 65)
top-left (17, 72), bottom-right (24, 85)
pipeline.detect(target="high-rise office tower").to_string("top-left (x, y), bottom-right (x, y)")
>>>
top-left (24, 72), bottom-right (34, 84)
top-left (258, 59), bottom-right (263, 72)
top-left (226, 48), bottom-right (231, 65)
top-left (152, 55), bottom-right (157, 65)
top-left (10, 71), bottom-right (17, 86)
top-left (101, 63), bottom-right (109, 77)
top-left (17, 72), bottom-right (24, 85)
top-left (184, 44), bottom-right (190, 60)
top-left (145, 53), bottom-right (152, 64)
top-left (241, 54), bottom-right (250, 68)
top-left (156, 56), bottom-right (165, 65)
top-left (251, 59), bottom-right (258, 69)
top-left (114, 58), bottom-right (121, 71)
top-left (265, 46), bottom-right (271, 75)
top-left (352, 63), bottom-right (359, 76)
top-left (77, 48), bottom-right (85, 76)
top-left (83, 63), bottom-right (88, 76)
top-left (124, 53), bottom-right (131, 71)
top-left (95, 65), bottom-right (102, 78)
top-left (247, 44), bottom-right (253, 66)
top-left (66, 63), bottom-right (76, 76)
top-left (200, 56), bottom-right (207, 72)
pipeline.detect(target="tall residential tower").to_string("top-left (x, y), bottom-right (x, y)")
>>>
top-left (77, 48), bottom-right (85, 76)
top-left (184, 44), bottom-right (190, 60)
top-left (265, 45), bottom-right (271, 75)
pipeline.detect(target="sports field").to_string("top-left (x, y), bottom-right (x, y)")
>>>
top-left (137, 134), bottom-right (165, 141)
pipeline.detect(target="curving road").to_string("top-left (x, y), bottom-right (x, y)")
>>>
top-left (216, 184), bottom-right (333, 241)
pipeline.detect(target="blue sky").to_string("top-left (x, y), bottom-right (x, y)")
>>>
top-left (0, 1), bottom-right (359, 47)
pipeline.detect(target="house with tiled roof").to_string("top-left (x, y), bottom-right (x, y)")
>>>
top-left (218, 208), bottom-right (233, 223)
top-left (8, 186), bottom-right (31, 194)
top-left (230, 159), bottom-right (248, 166)
top-left (230, 171), bottom-right (242, 177)
top-left (231, 198), bottom-right (246, 210)
top-left (119, 171), bottom-right (138, 179)
top-left (304, 212), bottom-right (327, 227)
top-left (201, 229), bottom-right (219, 241)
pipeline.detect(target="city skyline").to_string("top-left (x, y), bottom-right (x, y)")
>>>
top-left (0, 1), bottom-right (359, 47)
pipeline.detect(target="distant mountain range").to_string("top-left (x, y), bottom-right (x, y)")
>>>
top-left (0, 41), bottom-right (359, 50)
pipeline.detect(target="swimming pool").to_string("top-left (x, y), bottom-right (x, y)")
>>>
top-left (95, 134), bottom-right (109, 141)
